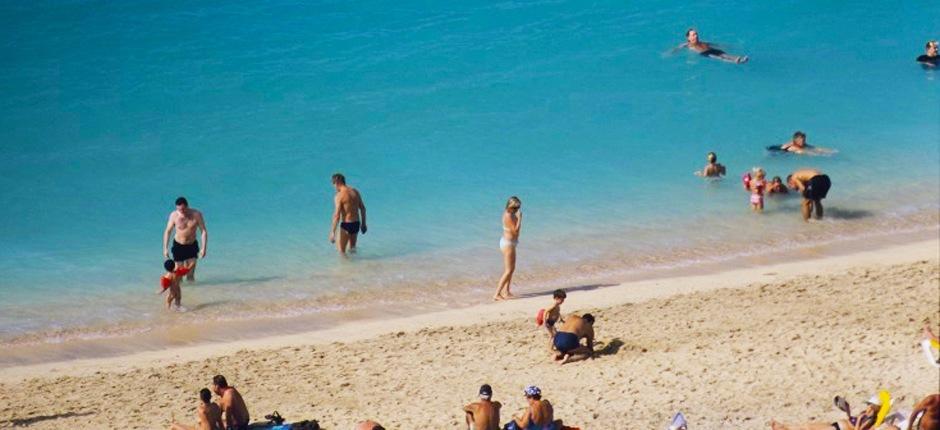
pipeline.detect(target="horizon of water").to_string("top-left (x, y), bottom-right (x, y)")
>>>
top-left (0, 1), bottom-right (938, 357)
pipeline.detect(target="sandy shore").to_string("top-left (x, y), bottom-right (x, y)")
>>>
top-left (1, 240), bottom-right (938, 429)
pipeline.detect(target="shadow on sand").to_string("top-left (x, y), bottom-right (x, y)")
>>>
top-left (5, 411), bottom-right (94, 427)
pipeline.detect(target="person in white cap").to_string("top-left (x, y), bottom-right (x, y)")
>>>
top-left (769, 393), bottom-right (882, 430)
top-left (464, 384), bottom-right (501, 430)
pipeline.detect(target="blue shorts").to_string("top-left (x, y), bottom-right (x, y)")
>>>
top-left (553, 331), bottom-right (580, 353)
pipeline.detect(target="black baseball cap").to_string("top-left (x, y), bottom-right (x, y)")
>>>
top-left (479, 384), bottom-right (493, 399)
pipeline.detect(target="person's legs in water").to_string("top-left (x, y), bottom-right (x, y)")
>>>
top-left (337, 227), bottom-right (350, 255)
top-left (348, 227), bottom-right (359, 252)
top-left (814, 199), bottom-right (824, 219)
top-left (801, 198), bottom-right (814, 221)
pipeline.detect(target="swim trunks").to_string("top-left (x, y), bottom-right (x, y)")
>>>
top-left (171, 240), bottom-right (199, 262)
top-left (802, 174), bottom-right (831, 201)
top-left (917, 55), bottom-right (939, 66)
top-left (340, 221), bottom-right (360, 235)
top-left (553, 331), bottom-right (580, 353)
top-left (700, 48), bottom-right (726, 57)
top-left (750, 193), bottom-right (763, 205)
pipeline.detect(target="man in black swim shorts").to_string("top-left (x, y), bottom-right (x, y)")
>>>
top-left (329, 173), bottom-right (368, 255)
top-left (788, 169), bottom-right (831, 221)
top-left (162, 197), bottom-right (208, 280)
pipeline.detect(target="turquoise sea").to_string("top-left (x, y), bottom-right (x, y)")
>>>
top-left (0, 1), bottom-right (937, 361)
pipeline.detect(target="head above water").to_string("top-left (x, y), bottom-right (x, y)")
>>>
top-left (686, 28), bottom-right (698, 44)
top-left (792, 131), bottom-right (806, 145)
top-left (164, 259), bottom-right (175, 272)
top-left (772, 176), bottom-right (782, 184)
top-left (553, 289), bottom-right (567, 301)
top-left (583, 313), bottom-right (595, 324)
top-left (479, 384), bottom-right (493, 400)
top-left (199, 388), bottom-right (212, 404)
top-left (927, 40), bottom-right (938, 56)
top-left (506, 196), bottom-right (521, 212)
top-left (752, 167), bottom-right (765, 179)
top-left (786, 174), bottom-right (796, 188)
top-left (331, 173), bottom-right (346, 187)
top-left (706, 152), bottom-right (717, 163)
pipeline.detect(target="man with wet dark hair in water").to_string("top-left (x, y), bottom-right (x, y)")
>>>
top-left (329, 173), bottom-right (367, 255)
top-left (674, 28), bottom-right (748, 64)
top-left (211, 375), bottom-right (249, 430)
top-left (917, 40), bottom-right (938, 67)
top-left (163, 197), bottom-right (207, 281)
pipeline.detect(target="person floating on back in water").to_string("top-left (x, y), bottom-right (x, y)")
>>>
top-left (917, 40), bottom-right (939, 68)
top-left (674, 28), bottom-right (748, 64)
top-left (695, 152), bottom-right (726, 177)
top-left (211, 375), bottom-right (250, 430)
top-left (158, 259), bottom-right (191, 312)
top-left (163, 197), bottom-right (207, 282)
top-left (170, 388), bottom-right (224, 430)
top-left (767, 176), bottom-right (789, 194)
top-left (787, 169), bottom-right (831, 222)
top-left (329, 173), bottom-right (367, 255)
top-left (464, 384), bottom-right (501, 430)
top-left (779, 131), bottom-right (836, 155)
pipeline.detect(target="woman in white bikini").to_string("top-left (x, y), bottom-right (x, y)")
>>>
top-left (494, 196), bottom-right (522, 301)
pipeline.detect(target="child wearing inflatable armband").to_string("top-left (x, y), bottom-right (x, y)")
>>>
top-left (537, 289), bottom-right (567, 351)
top-left (159, 259), bottom-right (191, 312)
top-left (748, 168), bottom-right (767, 212)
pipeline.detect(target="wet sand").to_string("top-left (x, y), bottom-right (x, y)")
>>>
top-left (0, 240), bottom-right (937, 429)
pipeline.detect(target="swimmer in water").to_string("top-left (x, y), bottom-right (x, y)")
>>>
top-left (779, 131), bottom-right (836, 155)
top-left (695, 152), bottom-right (726, 177)
top-left (767, 176), bottom-right (789, 195)
top-left (917, 40), bottom-right (939, 67)
top-left (674, 28), bottom-right (748, 64)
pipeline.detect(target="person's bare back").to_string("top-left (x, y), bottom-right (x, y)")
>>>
top-left (329, 174), bottom-right (367, 254)
top-left (465, 400), bottom-right (501, 430)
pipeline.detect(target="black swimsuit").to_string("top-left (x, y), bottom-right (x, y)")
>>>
top-left (340, 221), bottom-right (360, 235)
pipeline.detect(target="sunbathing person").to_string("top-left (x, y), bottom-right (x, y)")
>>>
top-left (211, 375), bottom-right (249, 430)
top-left (507, 386), bottom-right (562, 430)
top-left (770, 394), bottom-right (883, 430)
top-left (464, 384), bottom-right (501, 430)
top-left (170, 388), bottom-right (224, 430)
top-left (907, 394), bottom-right (940, 430)
top-left (552, 314), bottom-right (595, 364)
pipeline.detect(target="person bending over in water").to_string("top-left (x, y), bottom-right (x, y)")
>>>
top-left (770, 394), bottom-right (883, 430)
top-left (552, 314), bottom-right (595, 365)
top-left (495, 196), bottom-right (522, 301)
top-left (917, 40), bottom-right (939, 67)
top-left (787, 169), bottom-right (831, 221)
top-left (675, 28), bottom-right (748, 64)
top-left (211, 375), bottom-right (250, 430)
top-left (170, 388), bottom-right (224, 430)
top-left (464, 384), bottom-right (501, 430)
top-left (695, 152), bottom-right (726, 177)
top-left (767, 176), bottom-right (789, 194)
top-left (163, 197), bottom-right (207, 282)
top-left (329, 173), bottom-right (367, 255)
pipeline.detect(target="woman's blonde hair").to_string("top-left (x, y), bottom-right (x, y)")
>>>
top-left (506, 196), bottom-right (522, 210)
top-left (752, 167), bottom-right (765, 178)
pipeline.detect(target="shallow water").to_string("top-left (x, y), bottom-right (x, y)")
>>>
top-left (0, 1), bottom-right (938, 352)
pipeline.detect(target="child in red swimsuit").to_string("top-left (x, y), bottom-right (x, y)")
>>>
top-left (159, 259), bottom-right (191, 311)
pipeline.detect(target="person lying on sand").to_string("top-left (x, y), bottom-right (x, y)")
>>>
top-left (464, 384), bottom-right (501, 430)
top-left (906, 393), bottom-right (940, 430)
top-left (770, 393), bottom-right (883, 430)
top-left (552, 314), bottom-right (595, 364)
top-left (211, 375), bottom-right (250, 430)
top-left (170, 388), bottom-right (223, 430)
top-left (355, 421), bottom-right (385, 430)
top-left (507, 386), bottom-right (563, 430)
